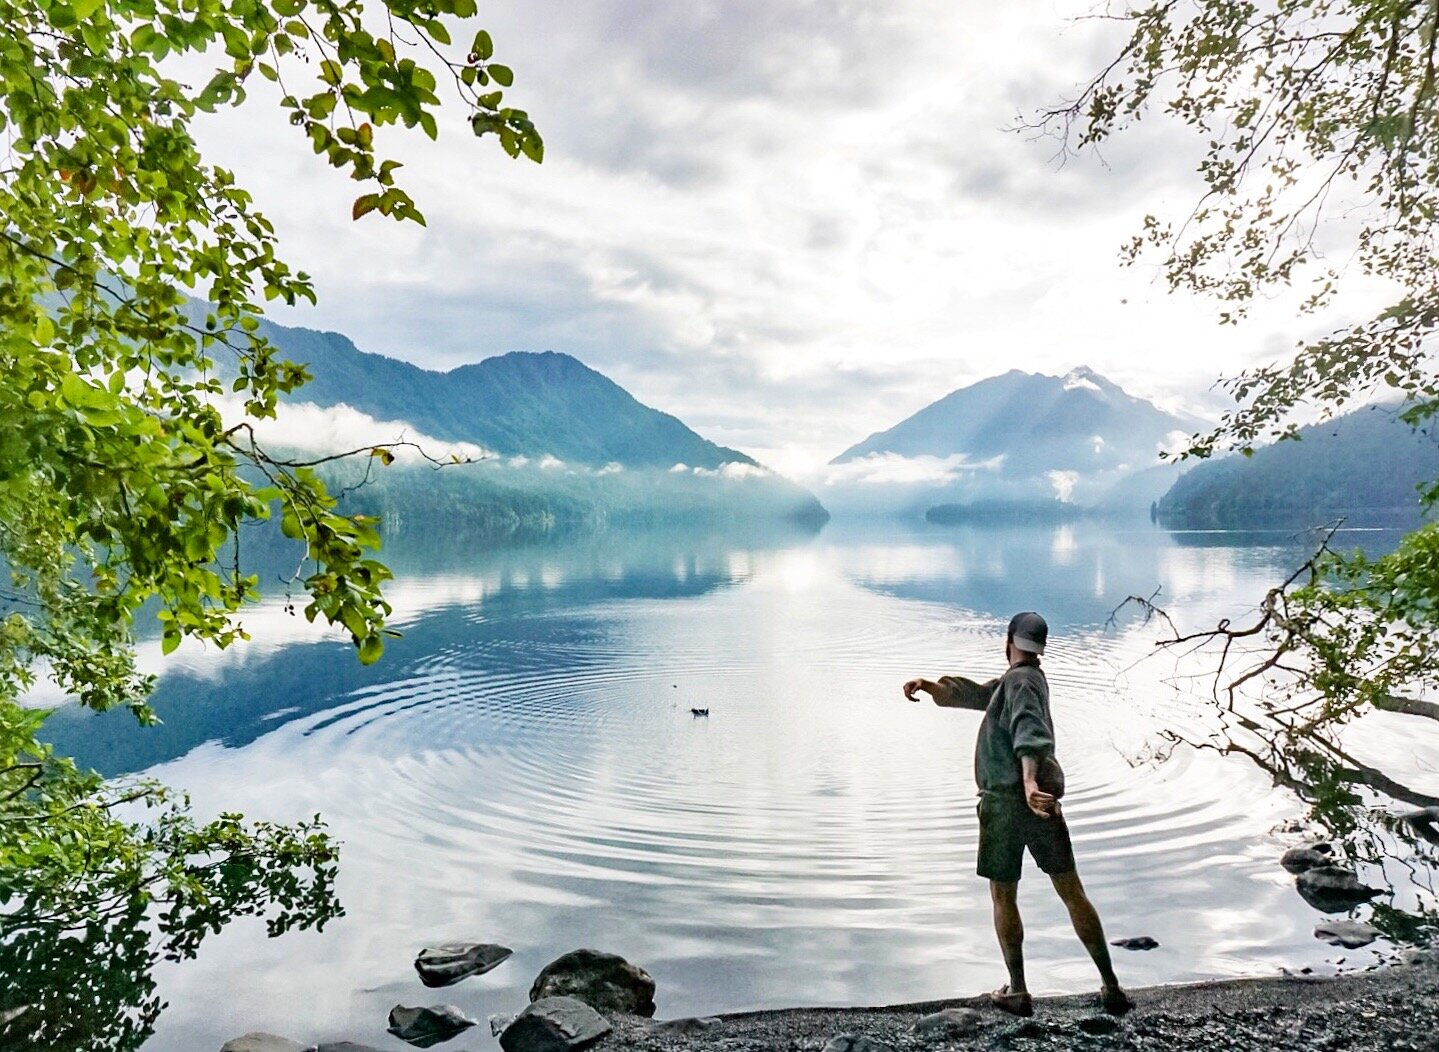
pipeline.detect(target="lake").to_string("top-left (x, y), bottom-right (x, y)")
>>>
top-left (43, 518), bottom-right (1439, 1050)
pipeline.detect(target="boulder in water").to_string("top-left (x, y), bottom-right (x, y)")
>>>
top-left (529, 949), bottom-right (656, 1017)
top-left (1296, 866), bottom-right (1381, 912)
top-left (1314, 920), bottom-right (1381, 949)
top-left (414, 942), bottom-right (513, 988)
top-left (386, 1004), bottom-right (477, 1048)
top-left (1280, 843), bottom-right (1334, 874)
top-left (499, 996), bottom-right (611, 1052)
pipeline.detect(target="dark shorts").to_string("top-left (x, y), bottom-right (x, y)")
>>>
top-left (977, 792), bottom-right (1076, 883)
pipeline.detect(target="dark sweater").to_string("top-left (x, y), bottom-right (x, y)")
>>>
top-left (935, 660), bottom-right (1056, 796)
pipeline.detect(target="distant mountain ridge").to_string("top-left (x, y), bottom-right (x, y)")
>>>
top-left (252, 318), bottom-right (754, 470)
top-left (833, 366), bottom-right (1201, 476)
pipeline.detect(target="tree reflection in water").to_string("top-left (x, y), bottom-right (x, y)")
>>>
top-left (1114, 525), bottom-right (1439, 950)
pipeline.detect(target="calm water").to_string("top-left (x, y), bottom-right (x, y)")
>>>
top-left (45, 519), bottom-right (1439, 1050)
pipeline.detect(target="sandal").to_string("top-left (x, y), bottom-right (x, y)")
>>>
top-left (1101, 985), bottom-right (1134, 1016)
top-left (990, 984), bottom-right (1034, 1017)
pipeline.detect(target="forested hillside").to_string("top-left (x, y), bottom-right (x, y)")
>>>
top-left (1157, 405), bottom-right (1439, 527)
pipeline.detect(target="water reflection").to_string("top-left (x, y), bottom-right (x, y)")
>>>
top-left (38, 520), bottom-right (1439, 1051)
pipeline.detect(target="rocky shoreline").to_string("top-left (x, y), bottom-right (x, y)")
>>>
top-left (605, 953), bottom-right (1439, 1052)
top-left (223, 950), bottom-right (1438, 1052)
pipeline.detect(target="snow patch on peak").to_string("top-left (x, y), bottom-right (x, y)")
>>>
top-left (1063, 366), bottom-right (1105, 395)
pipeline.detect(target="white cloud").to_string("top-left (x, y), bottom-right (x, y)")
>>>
top-left (823, 452), bottom-right (1004, 487)
top-left (691, 462), bottom-right (773, 479)
top-left (1159, 430), bottom-right (1196, 457)
top-left (214, 397), bottom-right (493, 464)
top-left (185, 1), bottom-right (1401, 470)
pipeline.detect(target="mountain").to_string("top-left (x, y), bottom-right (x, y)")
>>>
top-left (834, 366), bottom-right (1200, 475)
top-left (229, 314), bottom-right (827, 532)
top-left (826, 367), bottom-right (1203, 514)
top-left (1157, 404), bottom-right (1439, 528)
top-left (251, 319), bottom-right (753, 470)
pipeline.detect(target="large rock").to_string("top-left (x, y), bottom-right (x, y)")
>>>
top-left (414, 942), bottom-right (513, 988)
top-left (1295, 866), bottom-right (1382, 912)
top-left (221, 1036), bottom-right (301, 1052)
top-left (500, 997), bottom-right (612, 1052)
top-left (304, 1045), bottom-right (385, 1052)
top-left (529, 949), bottom-right (656, 1017)
top-left (1280, 843), bottom-right (1334, 874)
top-left (912, 1008), bottom-right (982, 1038)
top-left (1314, 919), bottom-right (1381, 949)
top-left (386, 1004), bottom-right (477, 1048)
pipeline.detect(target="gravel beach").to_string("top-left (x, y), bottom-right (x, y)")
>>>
top-left (598, 955), bottom-right (1439, 1052)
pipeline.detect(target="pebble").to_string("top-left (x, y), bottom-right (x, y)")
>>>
top-left (1111, 936), bottom-right (1160, 950)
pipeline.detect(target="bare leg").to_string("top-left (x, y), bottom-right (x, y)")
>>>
top-left (1049, 870), bottom-right (1127, 1002)
top-left (989, 879), bottom-right (1027, 994)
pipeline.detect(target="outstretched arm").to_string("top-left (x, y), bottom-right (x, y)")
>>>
top-left (902, 675), bottom-right (997, 710)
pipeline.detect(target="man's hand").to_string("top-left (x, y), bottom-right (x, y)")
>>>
top-left (903, 677), bottom-right (938, 702)
top-left (1024, 779), bottom-right (1057, 819)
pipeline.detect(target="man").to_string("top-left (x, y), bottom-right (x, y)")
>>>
top-left (903, 611), bottom-right (1132, 1017)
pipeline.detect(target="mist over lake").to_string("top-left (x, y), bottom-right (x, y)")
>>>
top-left (46, 519), bottom-right (1436, 1051)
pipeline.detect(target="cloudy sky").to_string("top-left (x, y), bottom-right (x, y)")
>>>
top-left (193, 1), bottom-right (1388, 478)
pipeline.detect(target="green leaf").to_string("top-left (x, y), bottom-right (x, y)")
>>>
top-left (488, 64), bottom-right (513, 87)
